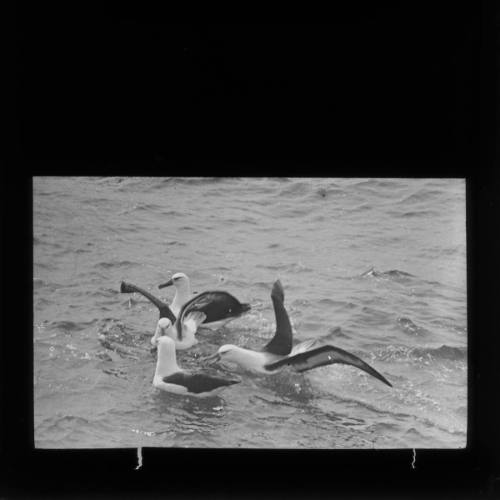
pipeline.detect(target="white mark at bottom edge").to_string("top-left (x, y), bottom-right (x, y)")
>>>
top-left (135, 446), bottom-right (143, 470)
top-left (411, 448), bottom-right (416, 469)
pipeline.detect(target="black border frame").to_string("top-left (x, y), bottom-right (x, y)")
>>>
top-left (6, 6), bottom-right (499, 499)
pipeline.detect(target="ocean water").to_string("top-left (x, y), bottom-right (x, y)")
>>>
top-left (33, 176), bottom-right (467, 449)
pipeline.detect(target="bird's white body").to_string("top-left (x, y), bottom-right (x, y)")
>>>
top-left (152, 337), bottom-right (191, 394)
top-left (214, 345), bottom-right (280, 374)
top-left (213, 340), bottom-right (317, 374)
top-left (154, 336), bottom-right (180, 377)
top-left (151, 314), bottom-right (204, 350)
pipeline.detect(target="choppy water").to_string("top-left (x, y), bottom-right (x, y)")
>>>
top-left (33, 177), bottom-right (467, 449)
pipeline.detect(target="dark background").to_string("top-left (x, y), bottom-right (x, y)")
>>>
top-left (5, 4), bottom-right (500, 499)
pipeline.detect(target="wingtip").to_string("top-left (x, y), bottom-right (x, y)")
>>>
top-left (372, 370), bottom-right (392, 387)
top-left (271, 280), bottom-right (284, 301)
top-left (241, 303), bottom-right (252, 313)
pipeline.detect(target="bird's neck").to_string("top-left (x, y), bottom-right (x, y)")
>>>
top-left (172, 285), bottom-right (191, 312)
top-left (155, 343), bottom-right (180, 378)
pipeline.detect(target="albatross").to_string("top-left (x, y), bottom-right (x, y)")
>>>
top-left (153, 331), bottom-right (241, 397)
top-left (120, 280), bottom-right (250, 349)
top-left (203, 280), bottom-right (392, 387)
top-left (158, 272), bottom-right (251, 328)
top-left (120, 281), bottom-right (204, 349)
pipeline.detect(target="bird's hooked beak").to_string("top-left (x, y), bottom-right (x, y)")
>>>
top-left (158, 278), bottom-right (174, 289)
top-left (200, 352), bottom-right (221, 364)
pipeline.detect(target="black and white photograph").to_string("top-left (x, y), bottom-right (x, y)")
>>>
top-left (33, 176), bottom-right (467, 450)
top-left (12, 9), bottom-right (498, 498)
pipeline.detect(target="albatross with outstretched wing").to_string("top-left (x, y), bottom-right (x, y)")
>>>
top-left (203, 280), bottom-right (392, 387)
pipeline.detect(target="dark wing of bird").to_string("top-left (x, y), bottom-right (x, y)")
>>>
top-left (176, 290), bottom-right (249, 336)
top-left (163, 372), bottom-right (240, 394)
top-left (264, 344), bottom-right (392, 387)
top-left (263, 280), bottom-right (293, 356)
top-left (120, 281), bottom-right (176, 323)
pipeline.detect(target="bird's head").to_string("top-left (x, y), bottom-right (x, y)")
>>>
top-left (151, 317), bottom-right (173, 346)
top-left (159, 272), bottom-right (190, 290)
top-left (202, 344), bottom-right (239, 365)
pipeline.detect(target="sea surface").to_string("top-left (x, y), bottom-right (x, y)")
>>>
top-left (33, 176), bottom-right (467, 449)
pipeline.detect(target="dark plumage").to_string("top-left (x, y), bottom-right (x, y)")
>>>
top-left (263, 280), bottom-right (293, 355)
top-left (176, 290), bottom-right (251, 338)
top-left (120, 281), bottom-right (176, 322)
top-left (162, 372), bottom-right (240, 394)
top-left (264, 344), bottom-right (393, 387)
top-left (120, 281), bottom-right (251, 336)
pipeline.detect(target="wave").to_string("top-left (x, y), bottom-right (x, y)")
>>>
top-left (33, 238), bottom-right (64, 250)
top-left (317, 298), bottom-right (357, 309)
top-left (324, 326), bottom-right (351, 340)
top-left (399, 188), bottom-right (447, 205)
top-left (400, 210), bottom-right (439, 218)
top-left (361, 267), bottom-right (415, 279)
top-left (279, 181), bottom-right (312, 197)
top-left (164, 240), bottom-right (187, 247)
top-left (360, 268), bottom-right (420, 286)
top-left (50, 319), bottom-right (97, 332)
top-left (412, 345), bottom-right (467, 361)
top-left (379, 344), bottom-right (466, 362)
top-left (361, 268), bottom-right (453, 292)
top-left (314, 187), bottom-right (346, 199)
top-left (33, 278), bottom-right (48, 290)
top-left (118, 202), bottom-right (164, 214)
top-left (153, 177), bottom-right (226, 187)
top-left (260, 262), bottom-right (312, 273)
top-left (88, 287), bottom-right (121, 298)
top-left (351, 179), bottom-right (405, 190)
top-left (347, 203), bottom-right (374, 213)
top-left (397, 317), bottom-right (431, 337)
top-left (95, 260), bottom-right (140, 269)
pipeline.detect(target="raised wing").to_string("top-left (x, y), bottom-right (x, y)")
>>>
top-left (263, 280), bottom-right (293, 356)
top-left (163, 372), bottom-right (240, 394)
top-left (120, 281), bottom-right (176, 323)
top-left (264, 344), bottom-right (392, 387)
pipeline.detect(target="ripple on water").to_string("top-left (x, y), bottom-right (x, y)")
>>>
top-left (376, 344), bottom-right (466, 364)
top-left (95, 260), bottom-right (141, 269)
top-left (49, 319), bottom-right (96, 332)
top-left (396, 317), bottom-right (431, 337)
top-left (278, 181), bottom-right (313, 197)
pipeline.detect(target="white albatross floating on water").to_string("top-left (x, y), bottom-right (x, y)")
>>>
top-left (153, 331), bottom-right (241, 397)
top-left (120, 280), bottom-right (250, 349)
top-left (203, 280), bottom-right (392, 387)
